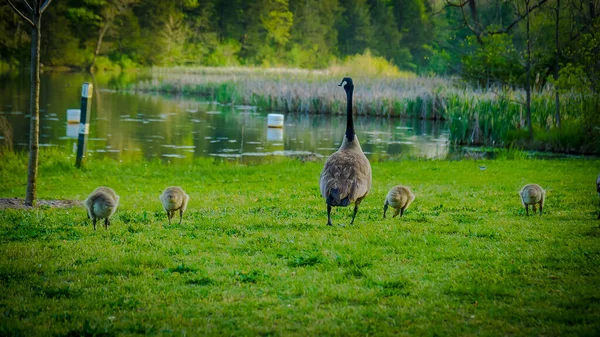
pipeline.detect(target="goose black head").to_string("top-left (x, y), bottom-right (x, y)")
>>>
top-left (338, 77), bottom-right (354, 93)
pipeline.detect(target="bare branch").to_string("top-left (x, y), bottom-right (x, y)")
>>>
top-left (5, 0), bottom-right (35, 26)
top-left (433, 0), bottom-right (469, 16)
top-left (22, 0), bottom-right (33, 12)
top-left (459, 3), bottom-right (483, 43)
top-left (41, 0), bottom-right (53, 14)
top-left (437, 0), bottom-right (484, 43)
top-left (489, 0), bottom-right (549, 35)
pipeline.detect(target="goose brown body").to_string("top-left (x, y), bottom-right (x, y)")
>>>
top-left (84, 186), bottom-right (119, 230)
top-left (519, 184), bottom-right (546, 216)
top-left (383, 185), bottom-right (415, 218)
top-left (319, 77), bottom-right (372, 226)
top-left (160, 186), bottom-right (189, 225)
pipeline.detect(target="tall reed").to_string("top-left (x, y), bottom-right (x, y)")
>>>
top-left (131, 67), bottom-right (600, 154)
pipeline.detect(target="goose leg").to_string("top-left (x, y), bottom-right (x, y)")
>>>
top-left (92, 218), bottom-right (97, 231)
top-left (533, 205), bottom-right (537, 214)
top-left (539, 202), bottom-right (543, 216)
top-left (350, 204), bottom-right (358, 225)
top-left (400, 208), bottom-right (405, 217)
top-left (104, 218), bottom-right (109, 229)
top-left (179, 209), bottom-right (183, 224)
top-left (167, 211), bottom-right (172, 225)
top-left (393, 209), bottom-right (400, 218)
top-left (525, 205), bottom-right (529, 216)
top-left (383, 203), bottom-right (388, 219)
top-left (327, 205), bottom-right (333, 226)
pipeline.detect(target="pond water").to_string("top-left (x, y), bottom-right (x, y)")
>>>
top-left (0, 72), bottom-right (450, 162)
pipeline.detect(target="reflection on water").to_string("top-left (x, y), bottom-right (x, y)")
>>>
top-left (0, 72), bottom-right (450, 162)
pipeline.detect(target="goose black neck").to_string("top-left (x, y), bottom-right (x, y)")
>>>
top-left (345, 88), bottom-right (355, 142)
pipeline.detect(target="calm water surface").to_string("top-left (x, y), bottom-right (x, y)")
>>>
top-left (0, 72), bottom-right (450, 162)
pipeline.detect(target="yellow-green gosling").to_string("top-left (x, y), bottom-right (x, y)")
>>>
top-left (160, 186), bottom-right (190, 225)
top-left (84, 186), bottom-right (119, 230)
top-left (384, 185), bottom-right (415, 218)
top-left (519, 184), bottom-right (546, 216)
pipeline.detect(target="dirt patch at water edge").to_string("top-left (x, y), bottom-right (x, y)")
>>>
top-left (0, 198), bottom-right (83, 210)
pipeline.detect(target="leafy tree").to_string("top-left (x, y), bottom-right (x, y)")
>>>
top-left (240, 0), bottom-right (293, 65)
top-left (391, 0), bottom-right (433, 71)
top-left (288, 0), bottom-right (340, 68)
top-left (336, 0), bottom-right (374, 57)
top-left (0, 3), bottom-right (30, 67)
top-left (461, 34), bottom-right (522, 87)
top-left (367, 0), bottom-right (409, 66)
top-left (65, 0), bottom-right (138, 70)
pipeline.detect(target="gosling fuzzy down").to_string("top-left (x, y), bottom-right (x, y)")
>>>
top-left (319, 77), bottom-right (372, 226)
top-left (519, 184), bottom-right (546, 216)
top-left (87, 186), bottom-right (118, 218)
top-left (84, 186), bottom-right (119, 230)
top-left (384, 185), bottom-right (415, 218)
top-left (160, 186), bottom-right (189, 225)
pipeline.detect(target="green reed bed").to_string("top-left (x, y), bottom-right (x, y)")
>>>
top-left (130, 67), bottom-right (600, 153)
top-left (0, 150), bottom-right (599, 336)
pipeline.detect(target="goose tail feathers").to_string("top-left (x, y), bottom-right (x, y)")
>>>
top-left (327, 188), bottom-right (350, 207)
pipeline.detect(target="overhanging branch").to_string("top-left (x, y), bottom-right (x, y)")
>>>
top-left (22, 0), bottom-right (33, 12)
top-left (441, 0), bottom-right (484, 43)
top-left (489, 0), bottom-right (549, 35)
top-left (5, 0), bottom-right (35, 26)
top-left (41, 0), bottom-right (53, 14)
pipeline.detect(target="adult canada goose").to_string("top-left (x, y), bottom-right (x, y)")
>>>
top-left (383, 185), bottom-right (415, 219)
top-left (160, 186), bottom-right (190, 225)
top-left (84, 186), bottom-right (119, 230)
top-left (519, 183), bottom-right (546, 216)
top-left (319, 77), bottom-right (372, 226)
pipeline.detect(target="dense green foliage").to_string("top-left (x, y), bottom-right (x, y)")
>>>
top-left (1, 0), bottom-right (598, 91)
top-left (0, 150), bottom-right (599, 335)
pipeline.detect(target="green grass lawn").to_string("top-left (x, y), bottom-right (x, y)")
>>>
top-left (1, 151), bottom-right (599, 336)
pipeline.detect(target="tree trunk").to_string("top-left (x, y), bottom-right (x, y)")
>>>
top-left (90, 21), bottom-right (111, 71)
top-left (25, 10), bottom-right (41, 206)
top-left (526, 0), bottom-right (533, 140)
top-left (555, 0), bottom-right (561, 129)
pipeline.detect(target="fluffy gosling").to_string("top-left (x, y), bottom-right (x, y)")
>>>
top-left (383, 185), bottom-right (415, 218)
top-left (84, 186), bottom-right (119, 230)
top-left (519, 184), bottom-right (546, 216)
top-left (160, 186), bottom-right (189, 225)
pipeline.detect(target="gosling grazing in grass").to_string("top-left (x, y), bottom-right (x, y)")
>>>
top-left (160, 186), bottom-right (189, 225)
top-left (84, 186), bottom-right (119, 230)
top-left (384, 185), bottom-right (415, 219)
top-left (85, 187), bottom-right (119, 219)
top-left (519, 184), bottom-right (546, 216)
top-left (319, 77), bottom-right (372, 226)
